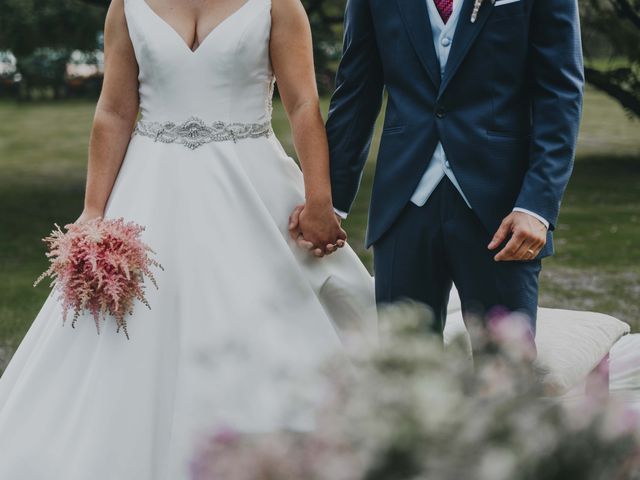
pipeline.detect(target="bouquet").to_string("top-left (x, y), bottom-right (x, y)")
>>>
top-left (34, 217), bottom-right (162, 339)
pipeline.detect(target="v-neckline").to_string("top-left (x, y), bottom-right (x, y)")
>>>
top-left (141, 0), bottom-right (253, 55)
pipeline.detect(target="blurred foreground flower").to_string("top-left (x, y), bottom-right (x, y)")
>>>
top-left (192, 303), bottom-right (640, 480)
top-left (34, 218), bottom-right (162, 339)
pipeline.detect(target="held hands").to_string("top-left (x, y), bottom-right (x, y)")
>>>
top-left (288, 201), bottom-right (347, 258)
top-left (488, 211), bottom-right (548, 261)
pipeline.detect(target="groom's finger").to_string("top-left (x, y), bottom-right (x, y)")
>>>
top-left (494, 233), bottom-right (526, 261)
top-left (488, 219), bottom-right (512, 250)
top-left (513, 239), bottom-right (536, 261)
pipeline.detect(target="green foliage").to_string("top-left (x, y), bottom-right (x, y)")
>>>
top-left (0, 0), bottom-right (106, 98)
top-left (17, 49), bottom-right (68, 94)
top-left (0, 0), bottom-right (639, 112)
top-left (303, 0), bottom-right (346, 92)
top-left (582, 0), bottom-right (640, 117)
top-left (0, 0), bottom-right (105, 56)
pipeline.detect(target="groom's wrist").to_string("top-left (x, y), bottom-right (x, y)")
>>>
top-left (512, 208), bottom-right (549, 230)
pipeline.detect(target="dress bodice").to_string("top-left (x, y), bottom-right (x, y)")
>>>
top-left (124, 0), bottom-right (274, 124)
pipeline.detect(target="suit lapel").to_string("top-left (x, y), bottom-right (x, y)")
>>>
top-left (396, 0), bottom-right (441, 89)
top-left (440, 0), bottom-right (493, 95)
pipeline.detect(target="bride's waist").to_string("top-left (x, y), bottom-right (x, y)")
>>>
top-left (133, 115), bottom-right (273, 150)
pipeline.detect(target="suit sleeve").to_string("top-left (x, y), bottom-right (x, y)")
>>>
top-left (515, 0), bottom-right (584, 230)
top-left (325, 0), bottom-right (384, 215)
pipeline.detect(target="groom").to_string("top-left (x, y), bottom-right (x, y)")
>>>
top-left (304, 0), bottom-right (583, 337)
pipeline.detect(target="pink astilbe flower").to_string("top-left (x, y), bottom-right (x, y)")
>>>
top-left (190, 428), bottom-right (314, 480)
top-left (34, 217), bottom-right (163, 339)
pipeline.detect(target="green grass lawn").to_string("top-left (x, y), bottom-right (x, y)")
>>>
top-left (0, 87), bottom-right (639, 362)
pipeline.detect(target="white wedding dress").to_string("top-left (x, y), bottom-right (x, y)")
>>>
top-left (0, 1), bottom-right (377, 478)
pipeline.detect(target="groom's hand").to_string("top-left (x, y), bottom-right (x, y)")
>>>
top-left (288, 203), bottom-right (347, 257)
top-left (489, 211), bottom-right (548, 261)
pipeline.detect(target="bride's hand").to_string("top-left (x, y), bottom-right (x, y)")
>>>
top-left (288, 202), bottom-right (347, 258)
top-left (75, 208), bottom-right (104, 225)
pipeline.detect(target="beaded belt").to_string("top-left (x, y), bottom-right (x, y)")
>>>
top-left (133, 116), bottom-right (272, 150)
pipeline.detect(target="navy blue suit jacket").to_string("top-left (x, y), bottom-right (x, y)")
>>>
top-left (326, 0), bottom-right (584, 252)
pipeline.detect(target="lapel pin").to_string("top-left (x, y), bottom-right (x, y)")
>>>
top-left (471, 0), bottom-right (495, 23)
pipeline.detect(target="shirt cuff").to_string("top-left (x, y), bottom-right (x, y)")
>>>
top-left (334, 208), bottom-right (348, 220)
top-left (513, 208), bottom-right (550, 229)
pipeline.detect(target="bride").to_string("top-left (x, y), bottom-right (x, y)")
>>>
top-left (0, 0), bottom-right (377, 478)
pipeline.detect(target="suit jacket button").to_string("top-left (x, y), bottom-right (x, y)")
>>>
top-left (436, 107), bottom-right (446, 118)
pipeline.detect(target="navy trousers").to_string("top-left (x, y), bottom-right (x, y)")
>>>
top-left (373, 177), bottom-right (542, 337)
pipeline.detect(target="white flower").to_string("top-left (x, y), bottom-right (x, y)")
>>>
top-left (479, 447), bottom-right (518, 480)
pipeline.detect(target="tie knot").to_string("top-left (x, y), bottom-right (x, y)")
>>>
top-left (434, 0), bottom-right (453, 23)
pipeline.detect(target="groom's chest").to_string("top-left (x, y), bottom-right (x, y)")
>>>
top-left (369, 0), bottom-right (531, 52)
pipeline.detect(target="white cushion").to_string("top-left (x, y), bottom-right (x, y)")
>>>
top-left (443, 287), bottom-right (631, 395)
top-left (610, 333), bottom-right (640, 391)
top-left (536, 308), bottom-right (630, 395)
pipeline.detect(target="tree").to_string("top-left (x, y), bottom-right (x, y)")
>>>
top-left (0, 0), bottom-right (105, 56)
top-left (2, 0), bottom-right (639, 113)
top-left (304, 0), bottom-right (346, 92)
top-left (0, 0), bottom-right (105, 97)
top-left (582, 0), bottom-right (640, 118)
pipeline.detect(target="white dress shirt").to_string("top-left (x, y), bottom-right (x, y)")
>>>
top-left (335, 0), bottom-right (549, 230)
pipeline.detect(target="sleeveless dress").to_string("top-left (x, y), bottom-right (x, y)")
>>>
top-left (0, 1), bottom-right (377, 478)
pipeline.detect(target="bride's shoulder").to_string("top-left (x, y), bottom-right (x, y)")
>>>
top-left (271, 0), bottom-right (307, 16)
top-left (104, 0), bottom-right (134, 37)
top-left (103, 0), bottom-right (136, 64)
top-left (105, 0), bottom-right (128, 27)
top-left (107, 0), bottom-right (126, 13)
top-left (270, 0), bottom-right (309, 26)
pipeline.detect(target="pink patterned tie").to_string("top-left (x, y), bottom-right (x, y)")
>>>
top-left (434, 0), bottom-right (453, 23)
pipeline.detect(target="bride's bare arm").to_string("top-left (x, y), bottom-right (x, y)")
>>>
top-left (80, 0), bottom-right (139, 222)
top-left (270, 0), bottom-right (346, 256)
